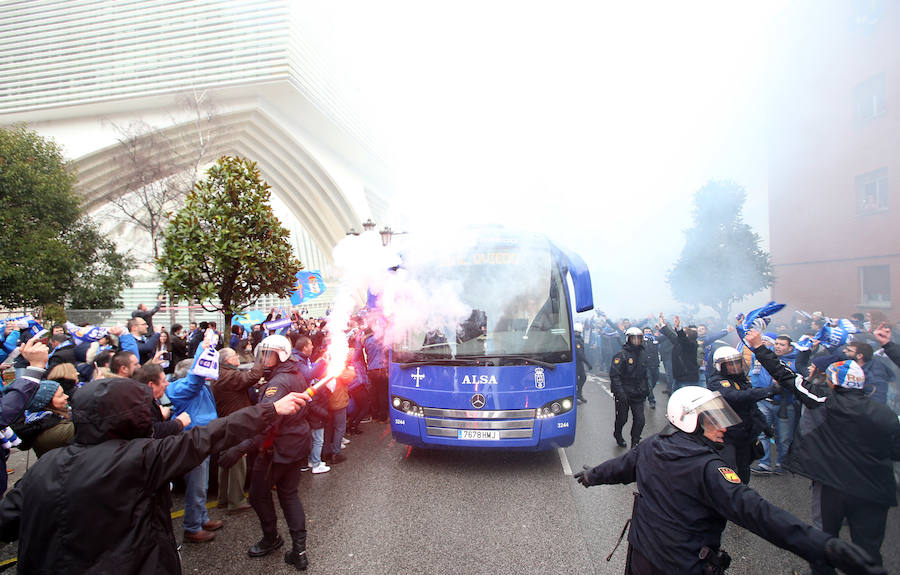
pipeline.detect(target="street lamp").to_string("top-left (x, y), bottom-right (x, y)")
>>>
top-left (362, 218), bottom-right (376, 232)
top-left (380, 226), bottom-right (393, 246)
top-left (346, 228), bottom-right (359, 236)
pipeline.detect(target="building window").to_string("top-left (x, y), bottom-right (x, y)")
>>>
top-left (856, 168), bottom-right (888, 214)
top-left (854, 72), bottom-right (886, 120)
top-left (859, 265), bottom-right (891, 307)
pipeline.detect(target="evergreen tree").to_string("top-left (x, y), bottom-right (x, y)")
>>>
top-left (667, 180), bottom-right (774, 325)
top-left (0, 125), bottom-right (132, 310)
top-left (157, 156), bottom-right (303, 335)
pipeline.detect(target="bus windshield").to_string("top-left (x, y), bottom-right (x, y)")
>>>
top-left (392, 235), bottom-right (572, 363)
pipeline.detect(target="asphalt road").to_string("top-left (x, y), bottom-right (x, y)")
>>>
top-left (2, 374), bottom-right (898, 574)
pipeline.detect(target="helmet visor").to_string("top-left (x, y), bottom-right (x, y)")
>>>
top-left (720, 358), bottom-right (744, 375)
top-left (697, 394), bottom-right (742, 430)
top-left (255, 347), bottom-right (283, 368)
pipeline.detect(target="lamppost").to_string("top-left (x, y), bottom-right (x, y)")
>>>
top-left (362, 218), bottom-right (376, 232)
top-left (380, 226), bottom-right (393, 247)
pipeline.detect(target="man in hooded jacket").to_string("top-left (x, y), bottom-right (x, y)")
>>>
top-left (0, 377), bottom-right (308, 574)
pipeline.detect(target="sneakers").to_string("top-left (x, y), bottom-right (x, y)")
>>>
top-left (750, 463), bottom-right (773, 475)
top-left (300, 464), bottom-right (310, 472)
top-left (341, 437), bottom-right (350, 446)
top-left (311, 463), bottom-right (331, 474)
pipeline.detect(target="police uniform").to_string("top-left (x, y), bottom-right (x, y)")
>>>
top-left (582, 427), bottom-right (830, 574)
top-left (706, 369), bottom-right (773, 483)
top-left (609, 341), bottom-right (649, 446)
top-left (249, 357), bottom-right (312, 552)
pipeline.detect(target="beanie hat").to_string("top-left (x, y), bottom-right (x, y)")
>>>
top-left (28, 380), bottom-right (60, 411)
top-left (825, 360), bottom-right (865, 389)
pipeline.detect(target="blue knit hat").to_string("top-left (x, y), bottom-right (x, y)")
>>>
top-left (28, 380), bottom-right (60, 411)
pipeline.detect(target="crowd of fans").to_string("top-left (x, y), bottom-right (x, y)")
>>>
top-left (0, 300), bottom-right (388, 570)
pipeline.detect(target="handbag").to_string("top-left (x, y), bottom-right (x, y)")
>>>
top-left (190, 345), bottom-right (220, 379)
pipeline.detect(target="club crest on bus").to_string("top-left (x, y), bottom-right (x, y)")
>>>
top-left (534, 367), bottom-right (545, 389)
top-left (460, 374), bottom-right (497, 385)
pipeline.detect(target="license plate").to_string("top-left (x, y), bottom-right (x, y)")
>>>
top-left (458, 429), bottom-right (500, 440)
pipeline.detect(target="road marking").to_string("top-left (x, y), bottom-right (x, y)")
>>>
top-left (558, 447), bottom-right (573, 476)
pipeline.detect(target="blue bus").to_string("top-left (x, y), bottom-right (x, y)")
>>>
top-left (388, 229), bottom-right (593, 450)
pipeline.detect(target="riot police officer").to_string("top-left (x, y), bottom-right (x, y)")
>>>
top-left (610, 327), bottom-right (649, 448)
top-left (706, 345), bottom-right (775, 484)
top-left (246, 334), bottom-right (313, 570)
top-left (575, 386), bottom-right (885, 575)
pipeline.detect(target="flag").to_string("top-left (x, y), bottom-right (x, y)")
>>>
top-left (814, 318), bottom-right (860, 349)
top-left (735, 301), bottom-right (785, 341)
top-left (290, 271), bottom-right (326, 305)
top-left (233, 310), bottom-right (267, 330)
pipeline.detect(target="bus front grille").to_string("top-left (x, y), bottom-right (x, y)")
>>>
top-left (422, 407), bottom-right (535, 439)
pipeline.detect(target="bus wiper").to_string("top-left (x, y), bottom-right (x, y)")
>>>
top-left (457, 355), bottom-right (557, 370)
top-left (395, 358), bottom-right (485, 368)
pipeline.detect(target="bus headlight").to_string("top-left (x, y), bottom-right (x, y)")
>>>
top-left (536, 397), bottom-right (575, 419)
top-left (391, 395), bottom-right (425, 417)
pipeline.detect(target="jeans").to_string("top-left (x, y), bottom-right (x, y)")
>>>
top-left (757, 400), bottom-right (795, 468)
top-left (308, 427), bottom-right (324, 466)
top-left (329, 408), bottom-right (347, 455)
top-left (183, 456), bottom-right (211, 532)
top-left (347, 385), bottom-right (370, 429)
top-left (661, 357), bottom-right (674, 392)
top-left (646, 367), bottom-right (660, 404)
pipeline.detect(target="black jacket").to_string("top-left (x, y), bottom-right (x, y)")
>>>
top-left (641, 336), bottom-right (660, 368)
top-left (659, 325), bottom-right (699, 382)
top-left (754, 345), bottom-right (900, 506)
top-left (257, 359), bottom-right (311, 464)
top-left (706, 370), bottom-right (772, 445)
top-left (0, 377), bottom-right (276, 574)
top-left (574, 333), bottom-right (591, 376)
top-left (882, 340), bottom-right (900, 370)
top-left (584, 427), bottom-right (829, 574)
top-left (609, 342), bottom-right (648, 401)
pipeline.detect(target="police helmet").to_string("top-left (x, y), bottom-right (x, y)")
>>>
top-left (713, 346), bottom-right (743, 375)
top-left (256, 334), bottom-right (292, 366)
top-left (625, 327), bottom-right (643, 346)
top-left (666, 386), bottom-right (742, 434)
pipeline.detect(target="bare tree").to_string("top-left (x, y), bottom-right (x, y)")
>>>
top-left (106, 90), bottom-right (219, 324)
top-left (107, 89), bottom-right (219, 263)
